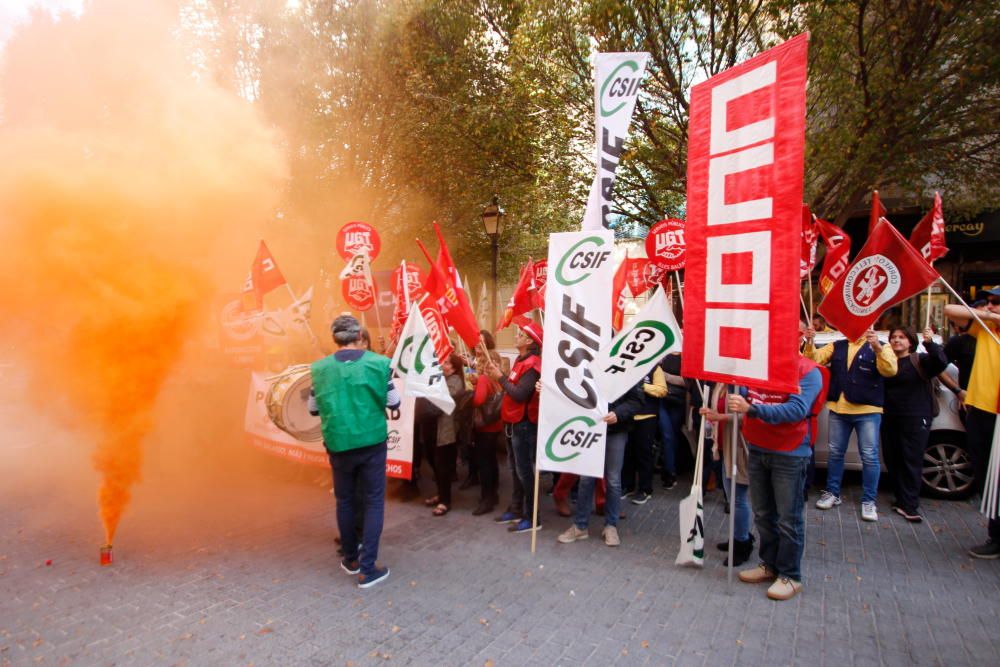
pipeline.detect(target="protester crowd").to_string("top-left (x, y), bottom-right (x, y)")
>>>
top-left (308, 287), bottom-right (1000, 594)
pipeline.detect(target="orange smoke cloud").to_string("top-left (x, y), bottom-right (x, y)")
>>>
top-left (0, 1), bottom-right (286, 543)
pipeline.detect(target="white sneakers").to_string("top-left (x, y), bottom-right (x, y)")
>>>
top-left (815, 491), bottom-right (842, 509)
top-left (816, 492), bottom-right (878, 521)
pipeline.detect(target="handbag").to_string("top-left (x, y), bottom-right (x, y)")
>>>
top-left (474, 389), bottom-right (503, 429)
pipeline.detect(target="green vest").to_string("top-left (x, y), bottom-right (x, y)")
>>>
top-left (310, 350), bottom-right (390, 453)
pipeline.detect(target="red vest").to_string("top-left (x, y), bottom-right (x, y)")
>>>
top-left (501, 353), bottom-right (542, 424)
top-left (741, 357), bottom-right (827, 452)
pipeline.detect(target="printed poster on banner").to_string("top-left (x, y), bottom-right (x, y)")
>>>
top-left (336, 221), bottom-right (381, 261)
top-left (537, 230), bottom-right (615, 478)
top-left (582, 53), bottom-right (650, 231)
top-left (244, 372), bottom-right (414, 478)
top-left (385, 378), bottom-right (415, 479)
top-left (681, 34), bottom-right (809, 394)
top-left (645, 218), bottom-right (687, 271)
top-left (590, 286), bottom-right (682, 403)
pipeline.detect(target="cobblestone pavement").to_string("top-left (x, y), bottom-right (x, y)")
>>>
top-left (2, 395), bottom-right (999, 666)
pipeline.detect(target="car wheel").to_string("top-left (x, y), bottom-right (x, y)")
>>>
top-left (921, 431), bottom-right (974, 500)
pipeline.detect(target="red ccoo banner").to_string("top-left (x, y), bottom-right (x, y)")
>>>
top-left (682, 34), bottom-right (809, 394)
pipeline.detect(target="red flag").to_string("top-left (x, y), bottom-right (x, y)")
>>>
top-left (624, 257), bottom-right (650, 298)
top-left (909, 192), bottom-right (948, 263)
top-left (241, 240), bottom-right (287, 311)
top-left (611, 255), bottom-right (629, 332)
top-left (497, 260), bottom-right (535, 331)
top-left (531, 260), bottom-right (548, 310)
top-left (417, 232), bottom-right (480, 348)
top-left (818, 219), bottom-right (939, 340)
top-left (800, 204), bottom-right (818, 280)
top-left (389, 263), bottom-right (425, 346)
top-left (868, 190), bottom-right (887, 235)
top-left (416, 296), bottom-right (454, 366)
top-left (681, 34), bottom-right (809, 394)
top-left (816, 218), bottom-right (851, 295)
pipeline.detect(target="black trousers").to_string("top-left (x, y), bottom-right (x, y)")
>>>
top-left (433, 443), bottom-right (457, 507)
top-left (966, 407), bottom-right (999, 540)
top-left (881, 415), bottom-right (931, 513)
top-left (474, 430), bottom-right (500, 503)
top-left (623, 417), bottom-right (657, 494)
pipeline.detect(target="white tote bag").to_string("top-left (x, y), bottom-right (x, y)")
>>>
top-left (676, 387), bottom-right (708, 567)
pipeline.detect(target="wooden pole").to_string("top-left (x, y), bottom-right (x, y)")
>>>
top-left (727, 386), bottom-right (738, 590)
top-left (938, 278), bottom-right (1000, 346)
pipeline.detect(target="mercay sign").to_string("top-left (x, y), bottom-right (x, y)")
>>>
top-left (582, 53), bottom-right (650, 231)
top-left (682, 34), bottom-right (808, 394)
top-left (537, 230), bottom-right (615, 478)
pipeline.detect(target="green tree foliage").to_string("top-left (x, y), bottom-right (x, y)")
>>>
top-left (181, 0), bottom-right (1000, 287)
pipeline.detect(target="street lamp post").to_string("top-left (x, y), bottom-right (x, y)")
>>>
top-left (481, 195), bottom-right (505, 332)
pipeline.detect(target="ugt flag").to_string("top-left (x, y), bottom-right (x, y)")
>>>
top-left (818, 219), bottom-right (939, 341)
top-left (590, 286), bottom-right (681, 403)
top-left (816, 218), bottom-right (851, 295)
top-left (389, 304), bottom-right (455, 415)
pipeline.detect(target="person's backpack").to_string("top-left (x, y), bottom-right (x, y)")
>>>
top-left (474, 389), bottom-right (503, 429)
top-left (908, 355), bottom-right (941, 418)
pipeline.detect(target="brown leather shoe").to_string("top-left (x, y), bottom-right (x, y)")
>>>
top-left (554, 496), bottom-right (572, 517)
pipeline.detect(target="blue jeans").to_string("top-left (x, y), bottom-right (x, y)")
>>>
top-left (826, 412), bottom-right (882, 504)
top-left (329, 443), bottom-right (387, 577)
top-left (510, 421), bottom-right (538, 521)
top-left (748, 449), bottom-right (809, 581)
top-left (575, 431), bottom-right (628, 529)
top-left (658, 401), bottom-right (684, 477)
top-left (722, 474), bottom-right (751, 542)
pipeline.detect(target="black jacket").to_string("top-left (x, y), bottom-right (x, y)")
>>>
top-left (608, 382), bottom-right (645, 434)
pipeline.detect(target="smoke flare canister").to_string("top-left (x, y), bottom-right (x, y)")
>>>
top-left (100, 545), bottom-right (113, 566)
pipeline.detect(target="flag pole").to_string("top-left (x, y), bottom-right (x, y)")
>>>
top-left (937, 278), bottom-right (1000, 346)
top-left (807, 278), bottom-right (815, 322)
top-left (284, 283), bottom-right (322, 351)
top-left (727, 386), bottom-right (738, 591)
top-left (924, 286), bottom-right (933, 330)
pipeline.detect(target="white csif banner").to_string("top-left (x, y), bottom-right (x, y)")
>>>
top-left (537, 230), bottom-right (616, 478)
top-left (582, 52), bottom-right (650, 231)
top-left (589, 285), bottom-right (682, 403)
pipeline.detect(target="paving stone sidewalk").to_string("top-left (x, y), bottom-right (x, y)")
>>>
top-left (3, 442), bottom-right (999, 667)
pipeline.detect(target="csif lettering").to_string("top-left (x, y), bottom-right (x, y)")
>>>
top-left (555, 236), bottom-right (611, 286)
top-left (605, 320), bottom-right (676, 374)
top-left (554, 294), bottom-right (603, 409)
top-left (545, 415), bottom-right (603, 462)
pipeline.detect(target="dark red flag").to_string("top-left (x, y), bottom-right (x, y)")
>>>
top-left (868, 190), bottom-right (887, 235)
top-left (816, 218), bottom-right (851, 295)
top-left (909, 192), bottom-right (948, 263)
top-left (818, 219), bottom-right (939, 340)
top-left (498, 260), bottom-right (535, 331)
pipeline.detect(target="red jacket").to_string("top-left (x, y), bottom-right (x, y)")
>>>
top-left (741, 357), bottom-right (827, 452)
top-left (501, 353), bottom-right (542, 424)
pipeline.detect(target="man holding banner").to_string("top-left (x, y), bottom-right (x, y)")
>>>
top-left (707, 320), bottom-right (826, 601)
top-left (945, 289), bottom-right (1000, 559)
top-left (557, 382), bottom-right (644, 547)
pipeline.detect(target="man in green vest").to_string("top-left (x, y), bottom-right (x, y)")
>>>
top-left (310, 315), bottom-right (399, 588)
